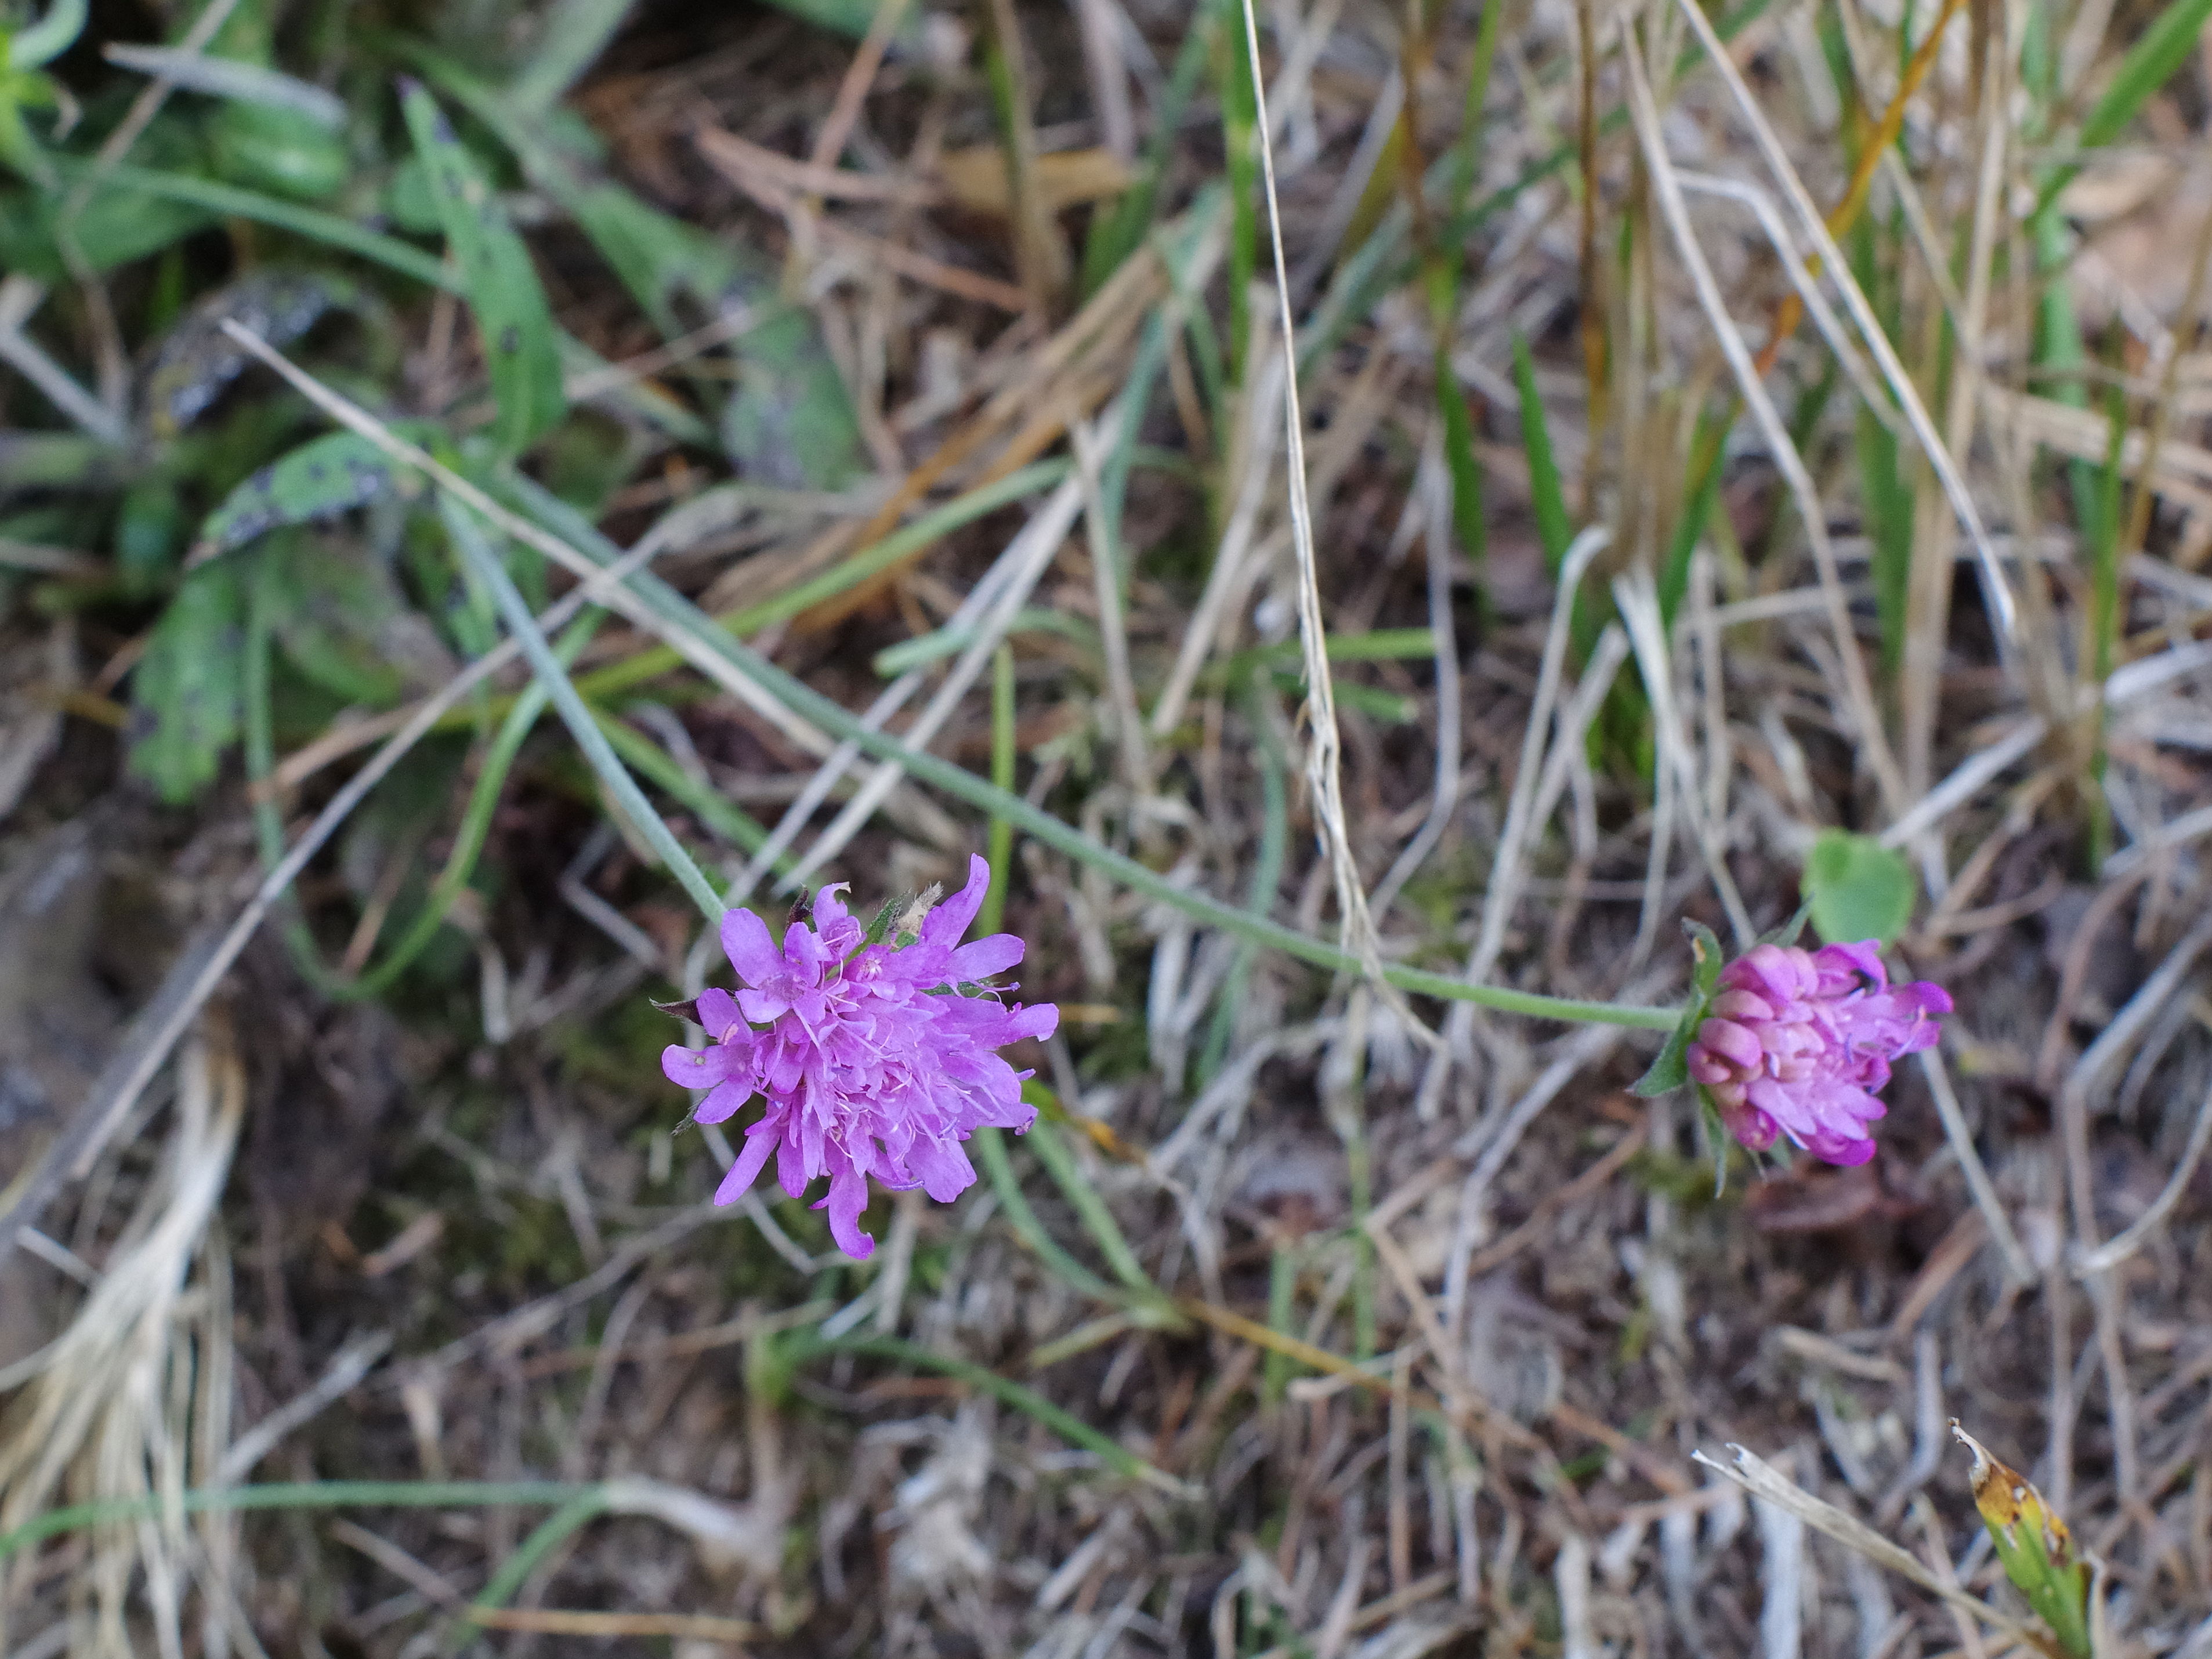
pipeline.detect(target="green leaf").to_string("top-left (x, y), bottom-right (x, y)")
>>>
top-left (1758, 900), bottom-right (1814, 949)
top-left (1698, 1089), bottom-right (1732, 1198)
top-left (1635, 921), bottom-right (1727, 1097)
top-left (1855, 402), bottom-right (1912, 677)
top-left (508, 0), bottom-right (637, 113)
top-left (256, 535), bottom-right (446, 707)
top-left (0, 175), bottom-right (212, 280)
top-left (127, 562), bottom-right (245, 802)
top-left (1436, 343), bottom-right (1487, 593)
top-left (755, 0), bottom-right (904, 37)
top-left (398, 80), bottom-right (566, 455)
top-left (1801, 829), bottom-right (1916, 947)
top-left (1631, 1019), bottom-right (1693, 1097)
top-left (1684, 918), bottom-right (1725, 999)
top-left (720, 303), bottom-right (868, 491)
top-left (207, 100), bottom-right (349, 201)
top-left (192, 428), bottom-right (430, 559)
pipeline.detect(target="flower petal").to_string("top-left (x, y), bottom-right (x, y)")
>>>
top-left (696, 988), bottom-right (745, 1039)
top-left (661, 1042), bottom-right (732, 1089)
top-left (919, 854), bottom-right (992, 953)
top-left (721, 907), bottom-right (783, 986)
top-left (695, 1079), bottom-right (755, 1125)
top-left (712, 1122), bottom-right (779, 1204)
top-left (947, 934), bottom-right (1024, 982)
top-left (820, 1158), bottom-right (875, 1259)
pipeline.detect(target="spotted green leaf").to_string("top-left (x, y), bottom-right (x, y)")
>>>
top-left (256, 534), bottom-right (453, 707)
top-left (127, 562), bottom-right (245, 803)
top-left (721, 302), bottom-right (868, 492)
top-left (191, 427), bottom-right (433, 560)
top-left (146, 268), bottom-right (388, 437)
top-left (399, 80), bottom-right (566, 455)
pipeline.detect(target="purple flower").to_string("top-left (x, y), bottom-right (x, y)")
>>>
top-left (1685, 941), bottom-right (1950, 1167)
top-left (662, 856), bottom-right (1058, 1259)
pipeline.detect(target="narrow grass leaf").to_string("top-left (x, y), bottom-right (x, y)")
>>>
top-left (982, 642), bottom-right (1016, 937)
top-left (591, 705), bottom-right (778, 860)
top-left (972, 1126), bottom-right (1120, 1302)
top-left (440, 494), bottom-right (725, 923)
top-left (1082, 14), bottom-right (1210, 294)
top-left (1023, 1113), bottom-right (1157, 1298)
top-left (505, 470), bottom-right (1679, 1028)
top-left (797, 1334), bottom-right (1188, 1494)
top-left (1512, 332), bottom-right (1574, 571)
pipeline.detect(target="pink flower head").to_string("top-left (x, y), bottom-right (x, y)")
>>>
top-left (662, 856), bottom-right (1058, 1259)
top-left (1684, 940), bottom-right (1950, 1167)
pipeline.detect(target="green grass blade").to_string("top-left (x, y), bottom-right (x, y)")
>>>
top-left (10, 0), bottom-right (88, 67)
top-left (1082, 13), bottom-right (1211, 294)
top-left (591, 705), bottom-right (778, 861)
top-left (1197, 673), bottom-right (1289, 1085)
top-left (572, 462), bottom-right (1072, 704)
top-left (1214, 0), bottom-right (1258, 382)
top-left (442, 494), bottom-right (724, 923)
top-left (50, 157), bottom-right (455, 288)
top-left (1263, 1240), bottom-right (1299, 1403)
top-left (2079, 0), bottom-right (2212, 152)
top-left (1437, 345), bottom-right (1489, 609)
top-left (1024, 1117), bottom-right (1156, 1298)
top-left (982, 642), bottom-right (1016, 937)
top-left (451, 1489), bottom-right (613, 1653)
top-left (971, 1126), bottom-right (1121, 1302)
top-left (1512, 332), bottom-right (1573, 571)
top-left (797, 1335), bottom-right (1185, 1493)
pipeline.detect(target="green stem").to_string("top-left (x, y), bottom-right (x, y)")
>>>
top-left (508, 477), bottom-right (1684, 1032)
top-left (1263, 1240), bottom-right (1298, 1404)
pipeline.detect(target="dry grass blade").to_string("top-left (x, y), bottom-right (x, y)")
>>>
top-left (1236, 0), bottom-right (1400, 1016)
top-left (1621, 30), bottom-right (1907, 821)
top-left (462, 1607), bottom-right (759, 1640)
top-left (1692, 1446), bottom-right (2048, 1650)
top-left (776, 474), bottom-right (1085, 889)
top-left (1666, 0), bottom-right (2019, 653)
top-left (0, 1020), bottom-right (247, 1659)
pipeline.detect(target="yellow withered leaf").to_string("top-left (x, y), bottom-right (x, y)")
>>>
top-left (1954, 1423), bottom-right (2070, 1554)
top-left (937, 146), bottom-right (1135, 218)
top-left (1951, 1422), bottom-right (2092, 1659)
